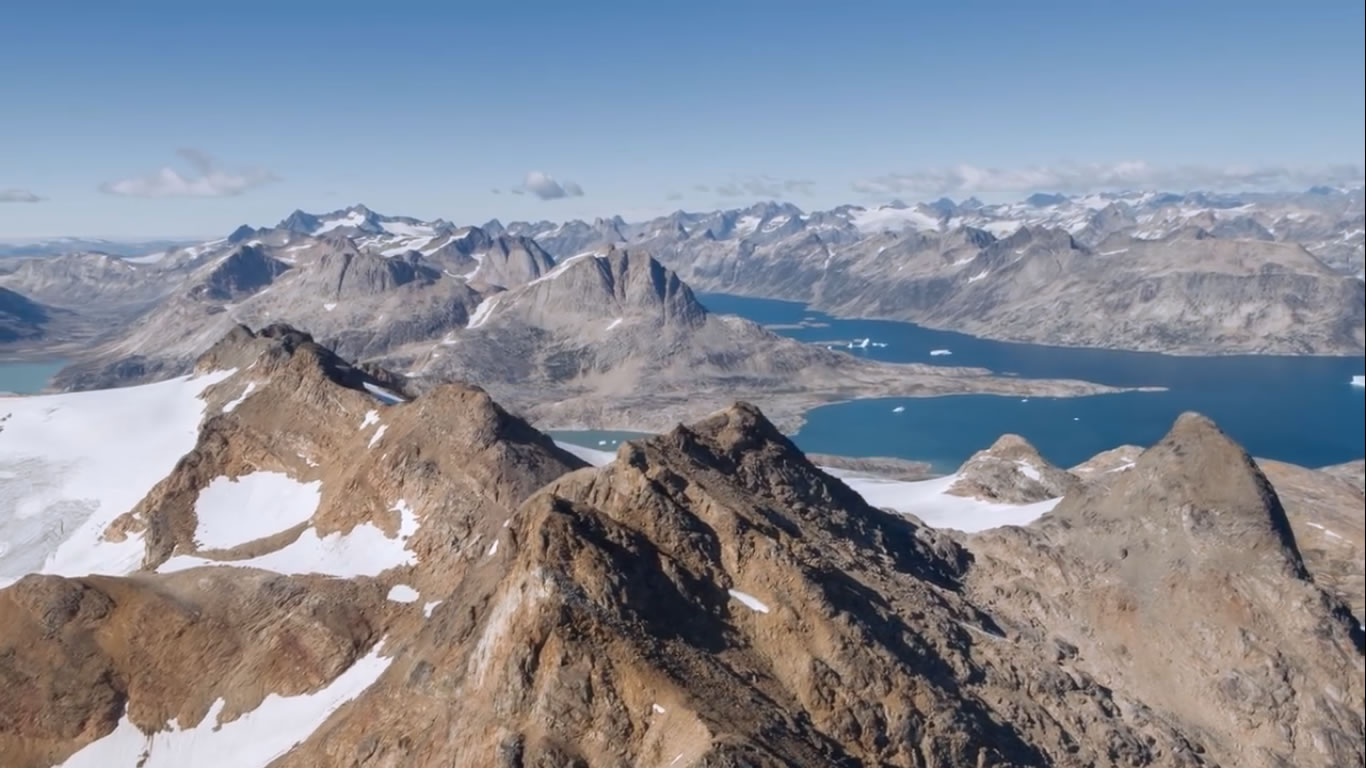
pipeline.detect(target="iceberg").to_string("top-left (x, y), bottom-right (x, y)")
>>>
top-left (892, 406), bottom-right (905, 413)
top-left (1353, 375), bottom-right (1365, 388)
top-left (847, 338), bottom-right (871, 349)
top-left (929, 349), bottom-right (952, 356)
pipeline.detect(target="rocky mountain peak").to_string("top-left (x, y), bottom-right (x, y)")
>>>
top-left (502, 247), bottom-right (708, 329)
top-left (468, 236), bottom-right (555, 288)
top-left (948, 433), bottom-right (1078, 503)
top-left (188, 245), bottom-right (290, 302)
top-left (968, 412), bottom-right (1365, 768)
top-left (277, 208), bottom-right (320, 233)
top-left (946, 224), bottom-right (996, 249)
top-left (1025, 192), bottom-right (1067, 207)
top-left (226, 224), bottom-right (259, 244)
top-left (1044, 411), bottom-right (1307, 574)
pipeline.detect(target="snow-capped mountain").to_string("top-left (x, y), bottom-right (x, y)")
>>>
top-left (5, 188), bottom-right (1362, 368)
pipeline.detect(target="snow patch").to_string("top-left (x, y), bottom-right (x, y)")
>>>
top-left (0, 370), bottom-right (235, 587)
top-left (1014, 460), bottom-right (1042, 482)
top-left (123, 250), bottom-right (168, 265)
top-left (380, 219), bottom-right (437, 238)
top-left (526, 251), bottom-right (598, 286)
top-left (554, 440), bottom-right (615, 466)
top-left (222, 381), bottom-right (256, 413)
top-left (314, 209), bottom-right (370, 235)
top-left (830, 471), bottom-right (1061, 533)
top-left (850, 206), bottom-right (942, 233)
top-left (360, 410), bottom-right (379, 429)
top-left (323, 302), bottom-right (337, 312)
top-left (193, 472), bottom-right (322, 551)
top-left (57, 642), bottom-right (392, 768)
top-left (605, 317), bottom-right (624, 331)
top-left (727, 589), bottom-right (770, 614)
top-left (966, 270), bottom-right (989, 283)
top-left (161, 500), bottom-right (419, 577)
top-left (466, 295), bottom-right (501, 328)
top-left (388, 584), bottom-right (420, 603)
top-left (486, 539), bottom-right (499, 557)
top-left (1305, 521), bottom-right (1346, 541)
top-left (423, 600), bottom-right (442, 617)
top-left (368, 424), bottom-right (389, 449)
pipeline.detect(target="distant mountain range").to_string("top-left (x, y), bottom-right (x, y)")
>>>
top-left (1, 188), bottom-right (1362, 384)
top-left (12, 210), bottom-right (1110, 431)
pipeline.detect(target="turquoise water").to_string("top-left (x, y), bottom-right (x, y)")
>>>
top-left (697, 293), bottom-right (1365, 472)
top-left (0, 360), bottom-right (66, 395)
top-left (547, 429), bottom-right (649, 451)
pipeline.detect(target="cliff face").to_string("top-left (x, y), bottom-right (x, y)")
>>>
top-left (0, 327), bottom-right (1361, 768)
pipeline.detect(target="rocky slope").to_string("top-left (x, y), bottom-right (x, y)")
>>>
top-left (400, 246), bottom-right (1125, 431)
top-left (2, 327), bottom-right (1361, 767)
top-left (642, 221), bottom-right (1365, 356)
top-left (0, 286), bottom-right (51, 343)
top-left (498, 192), bottom-right (1365, 356)
top-left (967, 414), bottom-right (1364, 768)
top-left (51, 231), bottom-right (1127, 431)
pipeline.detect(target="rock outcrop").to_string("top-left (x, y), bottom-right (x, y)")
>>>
top-left (946, 433), bottom-right (1078, 503)
top-left (0, 286), bottom-right (50, 342)
top-left (2, 329), bottom-right (1361, 768)
top-left (968, 413), bottom-right (1365, 768)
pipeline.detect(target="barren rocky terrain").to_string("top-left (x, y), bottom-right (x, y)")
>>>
top-left (1, 325), bottom-right (1360, 767)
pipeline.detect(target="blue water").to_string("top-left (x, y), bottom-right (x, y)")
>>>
top-left (0, 360), bottom-right (66, 395)
top-left (699, 293), bottom-right (1366, 472)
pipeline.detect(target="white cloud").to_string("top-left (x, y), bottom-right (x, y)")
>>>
top-left (99, 149), bottom-right (277, 198)
top-left (0, 188), bottom-right (43, 203)
top-left (523, 171), bottom-right (584, 200)
top-left (851, 162), bottom-right (1365, 198)
top-left (714, 175), bottom-right (815, 198)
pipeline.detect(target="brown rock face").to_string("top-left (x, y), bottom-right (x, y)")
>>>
top-left (272, 405), bottom-right (1288, 768)
top-left (947, 433), bottom-right (1079, 503)
top-left (969, 413), bottom-right (1365, 768)
top-left (1, 329), bottom-right (1361, 768)
top-left (0, 569), bottom-right (391, 767)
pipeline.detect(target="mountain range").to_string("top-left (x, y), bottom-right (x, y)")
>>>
top-left (3, 206), bottom-right (1126, 432)
top-left (1, 325), bottom-right (1361, 767)
top-left (501, 190), bottom-right (1365, 355)
top-left (5, 188), bottom-right (1360, 370)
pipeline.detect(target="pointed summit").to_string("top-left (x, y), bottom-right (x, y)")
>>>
top-left (278, 209), bottom-right (319, 233)
top-left (226, 224), bottom-right (258, 244)
top-left (1045, 411), bottom-right (1306, 576)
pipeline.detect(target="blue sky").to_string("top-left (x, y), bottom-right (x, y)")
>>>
top-left (1, 0), bottom-right (1362, 239)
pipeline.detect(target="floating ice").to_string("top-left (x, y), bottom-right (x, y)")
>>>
top-left (929, 349), bottom-right (952, 356)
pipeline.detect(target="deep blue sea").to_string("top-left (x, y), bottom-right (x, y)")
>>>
top-left (561, 294), bottom-right (1365, 473)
